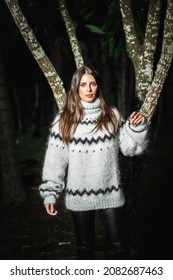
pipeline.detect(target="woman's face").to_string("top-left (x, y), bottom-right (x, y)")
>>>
top-left (78, 73), bottom-right (98, 103)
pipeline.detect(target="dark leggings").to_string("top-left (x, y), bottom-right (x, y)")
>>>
top-left (70, 207), bottom-right (129, 260)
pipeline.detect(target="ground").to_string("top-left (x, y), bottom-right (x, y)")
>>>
top-left (0, 186), bottom-right (109, 260)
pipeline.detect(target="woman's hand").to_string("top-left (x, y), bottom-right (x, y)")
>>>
top-left (129, 111), bottom-right (144, 125)
top-left (44, 203), bottom-right (58, 216)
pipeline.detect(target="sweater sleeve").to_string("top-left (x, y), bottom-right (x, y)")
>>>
top-left (118, 117), bottom-right (149, 156)
top-left (112, 107), bottom-right (149, 156)
top-left (39, 114), bottom-right (69, 205)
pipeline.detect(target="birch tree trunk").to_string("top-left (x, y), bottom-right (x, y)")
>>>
top-left (120, 0), bottom-right (173, 122)
top-left (4, 0), bottom-right (67, 110)
top-left (59, 0), bottom-right (84, 68)
top-left (119, 0), bottom-right (160, 257)
top-left (140, 0), bottom-right (173, 121)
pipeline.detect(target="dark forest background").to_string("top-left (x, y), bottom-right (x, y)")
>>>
top-left (0, 0), bottom-right (173, 260)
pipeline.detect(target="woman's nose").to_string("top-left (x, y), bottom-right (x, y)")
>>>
top-left (87, 85), bottom-right (91, 92)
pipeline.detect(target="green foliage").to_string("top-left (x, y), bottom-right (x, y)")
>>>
top-left (85, 24), bottom-right (105, 34)
top-left (74, 0), bottom-right (125, 59)
top-left (10, 0), bottom-right (148, 62)
top-left (99, 1), bottom-right (125, 59)
top-left (132, 0), bottom-right (149, 44)
top-left (75, 0), bottom-right (148, 58)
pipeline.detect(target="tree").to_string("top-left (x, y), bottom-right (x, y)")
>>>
top-left (2, 0), bottom-right (173, 256)
top-left (59, 0), bottom-right (84, 68)
top-left (4, 0), bottom-right (67, 111)
top-left (1, 0), bottom-right (84, 207)
top-left (118, 0), bottom-right (173, 257)
top-left (120, 0), bottom-right (173, 122)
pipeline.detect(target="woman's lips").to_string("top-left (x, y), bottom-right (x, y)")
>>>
top-left (86, 94), bottom-right (93, 98)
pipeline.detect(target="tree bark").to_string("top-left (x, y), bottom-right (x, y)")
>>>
top-left (4, 0), bottom-right (67, 110)
top-left (140, 0), bottom-right (173, 122)
top-left (59, 0), bottom-right (84, 68)
top-left (120, 0), bottom-right (160, 103)
top-left (120, 0), bottom-right (173, 122)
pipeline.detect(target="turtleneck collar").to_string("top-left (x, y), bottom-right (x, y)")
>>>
top-left (80, 98), bottom-right (101, 115)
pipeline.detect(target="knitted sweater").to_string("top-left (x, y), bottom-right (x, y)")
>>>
top-left (39, 98), bottom-right (148, 211)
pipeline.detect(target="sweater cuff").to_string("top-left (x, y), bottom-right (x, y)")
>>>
top-left (43, 195), bottom-right (56, 205)
top-left (127, 116), bottom-right (147, 132)
top-left (125, 118), bottom-right (148, 146)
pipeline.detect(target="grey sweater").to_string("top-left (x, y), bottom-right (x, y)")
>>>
top-left (39, 98), bottom-right (148, 211)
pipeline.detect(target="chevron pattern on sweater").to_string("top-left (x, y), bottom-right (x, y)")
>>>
top-left (66, 185), bottom-right (120, 196)
top-left (50, 131), bottom-right (63, 141)
top-left (50, 131), bottom-right (114, 145)
top-left (70, 134), bottom-right (114, 145)
top-left (79, 120), bottom-right (97, 125)
top-left (39, 186), bottom-right (61, 195)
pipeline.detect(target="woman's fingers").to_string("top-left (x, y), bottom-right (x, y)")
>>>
top-left (130, 111), bottom-right (144, 125)
top-left (44, 203), bottom-right (58, 216)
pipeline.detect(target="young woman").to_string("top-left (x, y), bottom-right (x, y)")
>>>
top-left (39, 65), bottom-right (148, 260)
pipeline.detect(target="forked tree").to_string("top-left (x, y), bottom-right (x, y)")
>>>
top-left (1, 0), bottom-right (173, 223)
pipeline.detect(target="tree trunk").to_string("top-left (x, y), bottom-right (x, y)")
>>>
top-left (4, 0), bottom-right (67, 110)
top-left (140, 0), bottom-right (173, 122)
top-left (120, 0), bottom-right (173, 122)
top-left (59, 0), bottom-right (84, 68)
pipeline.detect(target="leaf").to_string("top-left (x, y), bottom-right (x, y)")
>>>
top-left (85, 24), bottom-right (105, 34)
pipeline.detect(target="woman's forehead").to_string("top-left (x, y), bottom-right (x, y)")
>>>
top-left (80, 73), bottom-right (96, 82)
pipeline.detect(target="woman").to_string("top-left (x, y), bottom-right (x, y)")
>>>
top-left (39, 65), bottom-right (148, 260)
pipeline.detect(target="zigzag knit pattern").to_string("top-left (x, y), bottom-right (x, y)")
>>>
top-left (70, 134), bottom-right (114, 145)
top-left (50, 131), bottom-right (62, 141)
top-left (66, 185), bottom-right (120, 196)
top-left (40, 186), bottom-right (61, 195)
top-left (79, 120), bottom-right (97, 125)
top-left (50, 131), bottom-right (114, 145)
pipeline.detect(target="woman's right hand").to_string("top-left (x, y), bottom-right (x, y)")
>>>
top-left (44, 203), bottom-right (58, 216)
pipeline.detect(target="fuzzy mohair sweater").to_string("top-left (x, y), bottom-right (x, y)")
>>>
top-left (39, 98), bottom-right (148, 211)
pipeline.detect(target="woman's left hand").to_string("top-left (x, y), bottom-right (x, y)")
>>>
top-left (129, 111), bottom-right (144, 125)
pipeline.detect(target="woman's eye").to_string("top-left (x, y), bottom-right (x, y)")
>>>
top-left (80, 83), bottom-right (86, 87)
top-left (91, 82), bottom-right (97, 87)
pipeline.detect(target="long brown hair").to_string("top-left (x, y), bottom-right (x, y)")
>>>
top-left (59, 65), bottom-right (117, 144)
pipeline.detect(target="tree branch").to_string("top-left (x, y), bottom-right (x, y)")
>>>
top-left (4, 0), bottom-right (67, 110)
top-left (59, 0), bottom-right (84, 68)
top-left (140, 0), bottom-right (173, 122)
